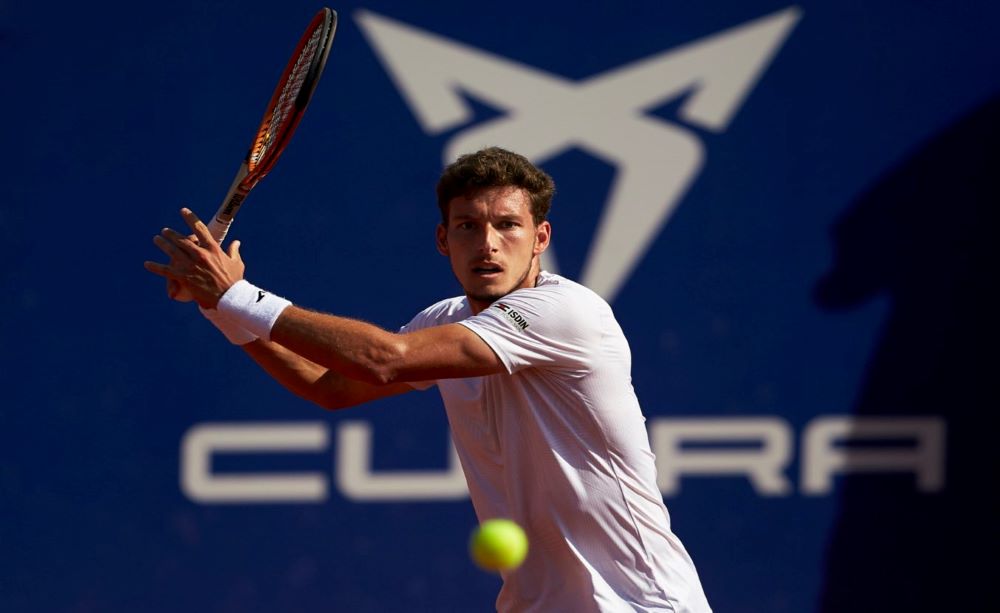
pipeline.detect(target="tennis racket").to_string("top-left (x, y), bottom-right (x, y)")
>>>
top-left (171, 7), bottom-right (337, 301)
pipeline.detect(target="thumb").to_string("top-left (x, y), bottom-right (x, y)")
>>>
top-left (227, 239), bottom-right (242, 261)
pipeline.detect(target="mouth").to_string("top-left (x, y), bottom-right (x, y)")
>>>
top-left (471, 263), bottom-right (504, 278)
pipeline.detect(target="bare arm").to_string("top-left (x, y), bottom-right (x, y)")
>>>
top-left (268, 306), bottom-right (505, 385)
top-left (145, 208), bottom-right (505, 393)
top-left (240, 338), bottom-right (413, 410)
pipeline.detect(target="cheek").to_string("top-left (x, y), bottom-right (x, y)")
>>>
top-left (510, 233), bottom-right (534, 253)
top-left (444, 232), bottom-right (466, 251)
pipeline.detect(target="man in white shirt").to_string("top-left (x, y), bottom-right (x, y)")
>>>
top-left (146, 147), bottom-right (711, 612)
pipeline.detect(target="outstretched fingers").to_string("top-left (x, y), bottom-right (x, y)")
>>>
top-left (155, 229), bottom-right (201, 260)
top-left (153, 233), bottom-right (184, 258)
top-left (145, 208), bottom-right (245, 307)
top-left (181, 208), bottom-right (217, 249)
top-left (143, 259), bottom-right (180, 280)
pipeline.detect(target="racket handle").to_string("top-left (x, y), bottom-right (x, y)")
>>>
top-left (168, 163), bottom-right (247, 303)
top-left (207, 216), bottom-right (233, 243)
top-left (206, 162), bottom-right (250, 244)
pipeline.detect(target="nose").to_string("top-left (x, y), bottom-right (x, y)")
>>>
top-left (479, 224), bottom-right (499, 254)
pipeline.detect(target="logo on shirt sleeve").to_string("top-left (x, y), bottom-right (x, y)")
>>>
top-left (493, 302), bottom-right (530, 331)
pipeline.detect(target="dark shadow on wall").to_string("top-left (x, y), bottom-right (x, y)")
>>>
top-left (814, 94), bottom-right (999, 613)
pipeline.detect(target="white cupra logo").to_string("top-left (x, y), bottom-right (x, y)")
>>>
top-left (355, 7), bottom-right (802, 302)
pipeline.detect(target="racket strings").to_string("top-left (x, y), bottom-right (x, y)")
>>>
top-left (249, 26), bottom-right (325, 170)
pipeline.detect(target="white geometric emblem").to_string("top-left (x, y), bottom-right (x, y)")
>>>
top-left (357, 8), bottom-right (801, 301)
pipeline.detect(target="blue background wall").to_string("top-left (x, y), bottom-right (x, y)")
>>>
top-left (3, 1), bottom-right (997, 611)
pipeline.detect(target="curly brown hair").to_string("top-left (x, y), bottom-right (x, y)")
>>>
top-left (435, 147), bottom-right (555, 226)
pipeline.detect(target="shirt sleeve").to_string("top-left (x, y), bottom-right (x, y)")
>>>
top-left (457, 284), bottom-right (601, 374)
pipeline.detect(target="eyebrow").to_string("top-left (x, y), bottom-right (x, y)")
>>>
top-left (451, 212), bottom-right (524, 221)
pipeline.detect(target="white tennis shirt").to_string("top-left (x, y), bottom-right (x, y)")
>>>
top-left (401, 272), bottom-right (711, 613)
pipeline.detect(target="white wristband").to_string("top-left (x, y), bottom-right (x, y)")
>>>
top-left (199, 306), bottom-right (258, 346)
top-left (216, 279), bottom-right (292, 341)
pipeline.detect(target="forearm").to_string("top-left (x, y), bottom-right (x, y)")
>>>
top-left (269, 306), bottom-right (405, 385)
top-left (197, 307), bottom-right (322, 401)
top-left (241, 338), bottom-right (329, 406)
top-left (216, 280), bottom-right (503, 383)
top-left (241, 338), bottom-right (403, 409)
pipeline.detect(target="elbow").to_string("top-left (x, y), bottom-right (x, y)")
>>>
top-left (357, 338), bottom-right (408, 386)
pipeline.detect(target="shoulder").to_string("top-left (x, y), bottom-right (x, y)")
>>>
top-left (463, 273), bottom-right (615, 372)
top-left (480, 272), bottom-right (611, 341)
top-left (501, 272), bottom-right (610, 318)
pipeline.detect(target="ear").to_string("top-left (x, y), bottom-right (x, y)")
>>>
top-left (436, 224), bottom-right (449, 256)
top-left (533, 220), bottom-right (551, 256)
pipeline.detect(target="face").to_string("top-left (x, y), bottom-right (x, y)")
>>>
top-left (436, 186), bottom-right (551, 313)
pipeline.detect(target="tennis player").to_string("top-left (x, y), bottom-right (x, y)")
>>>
top-left (145, 147), bottom-right (712, 613)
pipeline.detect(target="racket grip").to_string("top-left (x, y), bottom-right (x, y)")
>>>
top-left (207, 217), bottom-right (233, 243)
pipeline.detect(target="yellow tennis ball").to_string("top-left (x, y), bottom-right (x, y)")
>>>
top-left (469, 518), bottom-right (528, 572)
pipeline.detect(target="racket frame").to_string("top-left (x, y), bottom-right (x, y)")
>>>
top-left (206, 7), bottom-right (338, 242)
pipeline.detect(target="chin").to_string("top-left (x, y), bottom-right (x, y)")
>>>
top-left (467, 291), bottom-right (506, 304)
top-left (457, 267), bottom-right (534, 304)
top-left (463, 280), bottom-right (513, 304)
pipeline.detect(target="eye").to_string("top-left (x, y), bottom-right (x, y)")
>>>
top-left (499, 220), bottom-right (519, 229)
top-left (456, 221), bottom-right (476, 230)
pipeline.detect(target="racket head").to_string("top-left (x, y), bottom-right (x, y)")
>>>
top-left (175, 9), bottom-right (337, 302)
top-left (244, 8), bottom-right (337, 186)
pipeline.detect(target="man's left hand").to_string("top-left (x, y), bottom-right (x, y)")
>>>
top-left (144, 208), bottom-right (246, 309)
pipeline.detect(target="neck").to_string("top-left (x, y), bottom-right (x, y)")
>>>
top-left (468, 258), bottom-right (541, 315)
